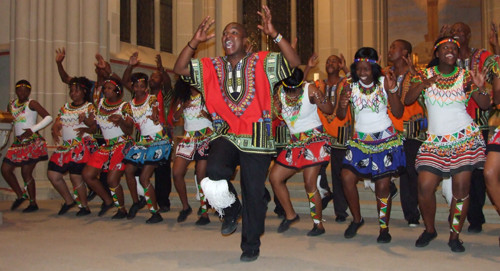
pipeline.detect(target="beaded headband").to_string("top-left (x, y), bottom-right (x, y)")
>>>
top-left (15, 83), bottom-right (31, 89)
top-left (354, 58), bottom-right (377, 64)
top-left (132, 78), bottom-right (147, 85)
top-left (104, 79), bottom-right (122, 94)
top-left (434, 39), bottom-right (461, 50)
top-left (282, 80), bottom-right (303, 89)
top-left (70, 82), bottom-right (90, 90)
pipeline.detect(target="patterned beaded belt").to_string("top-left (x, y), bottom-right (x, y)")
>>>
top-left (426, 123), bottom-right (478, 143)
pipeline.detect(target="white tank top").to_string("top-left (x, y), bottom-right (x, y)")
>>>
top-left (59, 102), bottom-right (95, 141)
top-left (423, 68), bottom-right (473, 135)
top-left (130, 94), bottom-right (163, 137)
top-left (279, 82), bottom-right (322, 134)
top-left (96, 98), bottom-right (129, 140)
top-left (350, 77), bottom-right (392, 133)
top-left (10, 99), bottom-right (38, 136)
top-left (182, 94), bottom-right (213, 132)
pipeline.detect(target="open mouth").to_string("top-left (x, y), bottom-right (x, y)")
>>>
top-left (224, 40), bottom-right (233, 49)
top-left (445, 53), bottom-right (454, 59)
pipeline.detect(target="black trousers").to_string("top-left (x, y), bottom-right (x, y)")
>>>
top-left (467, 129), bottom-right (488, 226)
top-left (155, 153), bottom-right (172, 208)
top-left (330, 147), bottom-right (349, 217)
top-left (207, 137), bottom-right (272, 252)
top-left (400, 139), bottom-right (421, 221)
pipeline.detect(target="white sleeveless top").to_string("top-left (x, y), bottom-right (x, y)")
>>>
top-left (350, 77), bottom-right (392, 133)
top-left (96, 98), bottom-right (130, 140)
top-left (10, 99), bottom-right (38, 136)
top-left (182, 94), bottom-right (213, 132)
top-left (130, 94), bottom-right (163, 137)
top-left (423, 68), bottom-right (473, 135)
top-left (279, 82), bottom-right (322, 134)
top-left (59, 102), bottom-right (95, 141)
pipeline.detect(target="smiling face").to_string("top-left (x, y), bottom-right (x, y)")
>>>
top-left (355, 62), bottom-right (374, 85)
top-left (325, 55), bottom-right (341, 74)
top-left (451, 22), bottom-right (471, 47)
top-left (222, 23), bottom-right (247, 57)
top-left (436, 41), bottom-right (459, 66)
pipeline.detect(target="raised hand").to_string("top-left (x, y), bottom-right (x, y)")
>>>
top-left (155, 54), bottom-right (164, 70)
top-left (470, 66), bottom-right (488, 89)
top-left (384, 69), bottom-right (397, 91)
top-left (129, 52), bottom-right (140, 66)
top-left (257, 5), bottom-right (277, 37)
top-left (192, 16), bottom-right (215, 45)
top-left (402, 54), bottom-right (417, 75)
top-left (95, 53), bottom-right (106, 70)
top-left (55, 48), bottom-right (66, 63)
top-left (307, 53), bottom-right (319, 68)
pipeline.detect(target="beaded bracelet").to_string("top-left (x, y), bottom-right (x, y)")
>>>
top-left (388, 86), bottom-right (398, 94)
top-left (187, 41), bottom-right (197, 51)
top-left (273, 33), bottom-right (283, 44)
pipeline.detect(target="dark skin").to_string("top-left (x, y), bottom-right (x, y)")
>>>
top-left (335, 61), bottom-right (401, 235)
top-left (174, 5), bottom-right (300, 76)
top-left (337, 62), bottom-right (402, 119)
top-left (82, 82), bottom-right (134, 213)
top-left (172, 87), bottom-right (211, 218)
top-left (269, 83), bottom-right (334, 232)
top-left (48, 85), bottom-right (96, 209)
top-left (1, 86), bottom-right (51, 206)
top-left (124, 80), bottom-right (160, 214)
top-left (388, 40), bottom-right (417, 78)
top-left (406, 41), bottom-right (488, 242)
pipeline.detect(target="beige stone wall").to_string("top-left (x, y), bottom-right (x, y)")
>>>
top-left (0, 0), bottom-right (491, 195)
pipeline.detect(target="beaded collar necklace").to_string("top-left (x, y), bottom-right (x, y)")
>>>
top-left (433, 66), bottom-right (460, 89)
top-left (359, 80), bottom-right (376, 95)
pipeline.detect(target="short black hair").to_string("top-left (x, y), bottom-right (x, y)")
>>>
top-left (395, 39), bottom-right (412, 55)
top-left (350, 47), bottom-right (382, 84)
top-left (281, 68), bottom-right (304, 93)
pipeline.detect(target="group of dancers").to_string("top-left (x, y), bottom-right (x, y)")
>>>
top-left (2, 5), bottom-right (500, 262)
